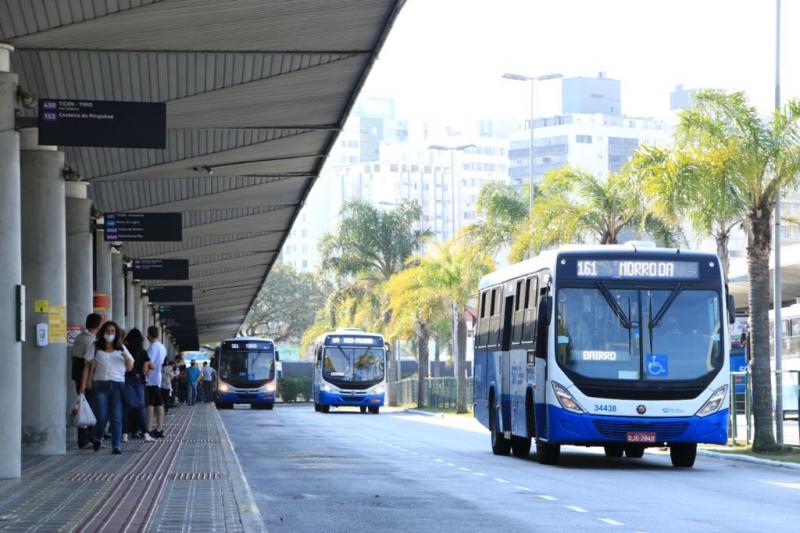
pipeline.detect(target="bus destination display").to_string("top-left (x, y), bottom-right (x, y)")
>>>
top-left (224, 341), bottom-right (273, 351)
top-left (576, 260), bottom-right (699, 279)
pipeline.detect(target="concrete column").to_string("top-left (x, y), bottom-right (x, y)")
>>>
top-left (111, 250), bottom-right (125, 330)
top-left (132, 282), bottom-right (142, 330)
top-left (94, 230), bottom-right (112, 321)
top-left (125, 270), bottom-right (135, 332)
top-left (20, 128), bottom-right (67, 456)
top-left (0, 42), bottom-right (22, 478)
top-left (65, 181), bottom-right (92, 423)
top-left (141, 295), bottom-right (150, 331)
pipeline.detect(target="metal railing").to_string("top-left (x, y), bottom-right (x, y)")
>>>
top-left (729, 369), bottom-right (800, 446)
top-left (395, 377), bottom-right (474, 411)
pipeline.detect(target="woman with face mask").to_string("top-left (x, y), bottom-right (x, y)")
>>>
top-left (80, 321), bottom-right (134, 454)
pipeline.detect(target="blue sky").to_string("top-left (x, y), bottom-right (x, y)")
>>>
top-left (362, 0), bottom-right (798, 125)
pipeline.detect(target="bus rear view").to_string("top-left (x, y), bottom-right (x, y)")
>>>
top-left (216, 338), bottom-right (277, 410)
top-left (313, 330), bottom-right (387, 414)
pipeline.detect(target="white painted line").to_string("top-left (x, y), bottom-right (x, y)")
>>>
top-left (494, 477), bottom-right (509, 484)
top-left (474, 472), bottom-right (489, 477)
top-left (515, 485), bottom-right (533, 492)
top-left (598, 518), bottom-right (624, 526)
top-left (565, 505), bottom-right (588, 513)
top-left (446, 462), bottom-right (456, 467)
top-left (434, 458), bottom-right (444, 463)
top-left (411, 452), bottom-right (420, 456)
top-left (458, 467), bottom-right (471, 472)
top-left (764, 480), bottom-right (800, 490)
top-left (537, 495), bottom-right (557, 501)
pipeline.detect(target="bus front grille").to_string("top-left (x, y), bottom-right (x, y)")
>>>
top-left (592, 420), bottom-right (689, 441)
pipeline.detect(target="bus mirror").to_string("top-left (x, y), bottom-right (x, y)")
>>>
top-left (275, 351), bottom-right (280, 362)
top-left (538, 296), bottom-right (552, 326)
top-left (726, 294), bottom-right (736, 325)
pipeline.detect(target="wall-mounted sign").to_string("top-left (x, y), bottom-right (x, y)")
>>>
top-left (146, 286), bottom-right (193, 303)
top-left (38, 99), bottom-right (166, 149)
top-left (105, 213), bottom-right (182, 242)
top-left (157, 304), bottom-right (195, 318)
top-left (131, 259), bottom-right (189, 280)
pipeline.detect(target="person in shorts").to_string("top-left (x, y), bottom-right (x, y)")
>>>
top-left (145, 326), bottom-right (167, 438)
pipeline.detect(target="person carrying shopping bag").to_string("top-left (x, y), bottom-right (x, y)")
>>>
top-left (80, 321), bottom-right (134, 455)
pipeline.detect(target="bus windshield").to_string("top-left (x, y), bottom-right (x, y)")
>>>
top-left (220, 350), bottom-right (274, 386)
top-left (556, 286), bottom-right (722, 382)
top-left (323, 346), bottom-right (385, 384)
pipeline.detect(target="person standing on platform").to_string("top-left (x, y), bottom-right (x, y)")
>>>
top-left (186, 360), bottom-right (201, 406)
top-left (71, 313), bottom-right (102, 449)
top-left (122, 328), bottom-right (155, 443)
top-left (161, 360), bottom-right (174, 414)
top-left (145, 326), bottom-right (167, 438)
top-left (201, 362), bottom-right (216, 404)
top-left (80, 321), bottom-right (134, 455)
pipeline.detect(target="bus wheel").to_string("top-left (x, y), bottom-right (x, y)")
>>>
top-left (320, 404), bottom-right (330, 414)
top-left (489, 397), bottom-right (511, 456)
top-left (511, 436), bottom-right (531, 458)
top-left (625, 445), bottom-right (645, 458)
top-left (536, 440), bottom-right (560, 465)
top-left (215, 402), bottom-right (232, 410)
top-left (265, 403), bottom-right (274, 410)
top-left (368, 406), bottom-right (380, 414)
top-left (670, 443), bottom-right (696, 468)
top-left (360, 406), bottom-right (367, 414)
top-left (314, 402), bottom-right (320, 412)
top-left (604, 445), bottom-right (624, 458)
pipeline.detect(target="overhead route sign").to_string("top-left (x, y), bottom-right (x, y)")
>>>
top-left (104, 213), bottom-right (182, 242)
top-left (131, 259), bottom-right (189, 280)
top-left (38, 99), bottom-right (166, 149)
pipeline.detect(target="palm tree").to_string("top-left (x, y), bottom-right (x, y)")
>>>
top-left (417, 238), bottom-right (494, 413)
top-left (629, 140), bottom-right (744, 282)
top-left (385, 265), bottom-right (448, 408)
top-left (319, 200), bottom-right (431, 403)
top-left (677, 90), bottom-right (800, 451)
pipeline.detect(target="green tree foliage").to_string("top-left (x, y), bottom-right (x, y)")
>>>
top-left (666, 90), bottom-right (800, 451)
top-left (466, 181), bottom-right (529, 253)
top-left (241, 264), bottom-right (330, 344)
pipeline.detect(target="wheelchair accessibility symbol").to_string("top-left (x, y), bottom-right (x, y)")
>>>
top-left (646, 354), bottom-right (669, 377)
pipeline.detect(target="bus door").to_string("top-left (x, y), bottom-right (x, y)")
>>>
top-left (500, 289), bottom-right (514, 434)
top-left (534, 282), bottom-right (551, 438)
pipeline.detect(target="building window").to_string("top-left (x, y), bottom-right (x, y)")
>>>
top-left (390, 164), bottom-right (399, 172)
top-left (576, 134), bottom-right (592, 143)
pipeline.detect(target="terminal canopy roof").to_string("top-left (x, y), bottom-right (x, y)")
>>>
top-left (1, 0), bottom-right (404, 349)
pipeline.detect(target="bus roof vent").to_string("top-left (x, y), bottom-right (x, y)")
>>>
top-left (624, 240), bottom-right (657, 250)
top-left (335, 328), bottom-right (363, 332)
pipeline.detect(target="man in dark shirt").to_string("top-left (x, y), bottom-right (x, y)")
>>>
top-left (70, 313), bottom-right (102, 449)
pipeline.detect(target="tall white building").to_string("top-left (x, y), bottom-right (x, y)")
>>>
top-left (280, 100), bottom-right (510, 272)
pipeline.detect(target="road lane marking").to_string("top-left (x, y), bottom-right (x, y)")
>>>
top-left (411, 452), bottom-right (420, 456)
top-left (598, 518), bottom-right (623, 526)
top-left (434, 458), bottom-right (444, 463)
top-left (474, 472), bottom-right (488, 477)
top-left (763, 480), bottom-right (800, 490)
top-left (565, 506), bottom-right (588, 513)
top-left (494, 477), bottom-right (509, 484)
top-left (537, 495), bottom-right (557, 501)
top-left (446, 462), bottom-right (456, 467)
top-left (458, 467), bottom-right (471, 472)
top-left (515, 485), bottom-right (532, 491)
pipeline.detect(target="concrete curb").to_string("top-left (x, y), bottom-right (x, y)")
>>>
top-left (403, 408), bottom-right (442, 417)
top-left (214, 407), bottom-right (268, 532)
top-left (697, 449), bottom-right (800, 471)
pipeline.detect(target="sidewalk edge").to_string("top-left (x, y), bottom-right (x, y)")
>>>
top-left (215, 408), bottom-right (268, 532)
top-left (697, 449), bottom-right (800, 471)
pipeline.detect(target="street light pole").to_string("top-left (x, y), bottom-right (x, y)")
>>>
top-left (502, 72), bottom-right (562, 216)
top-left (774, 0), bottom-right (784, 444)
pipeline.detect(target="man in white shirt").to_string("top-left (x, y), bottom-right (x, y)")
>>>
top-left (201, 362), bottom-right (216, 404)
top-left (146, 326), bottom-right (167, 438)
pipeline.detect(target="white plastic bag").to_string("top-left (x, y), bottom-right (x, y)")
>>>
top-left (69, 393), bottom-right (96, 428)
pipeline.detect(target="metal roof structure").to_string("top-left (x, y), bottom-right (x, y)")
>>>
top-left (1, 0), bottom-right (405, 349)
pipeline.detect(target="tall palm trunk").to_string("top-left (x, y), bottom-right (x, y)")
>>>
top-left (416, 322), bottom-right (430, 408)
top-left (433, 338), bottom-right (441, 378)
top-left (383, 308), bottom-right (397, 406)
top-left (715, 228), bottom-right (731, 283)
top-left (747, 212), bottom-right (777, 451)
top-left (455, 314), bottom-right (468, 414)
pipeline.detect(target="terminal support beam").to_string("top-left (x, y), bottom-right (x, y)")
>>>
top-left (95, 229), bottom-right (112, 321)
top-left (65, 181), bottom-right (92, 422)
top-left (125, 270), bottom-right (135, 332)
top-left (20, 127), bottom-right (67, 456)
top-left (111, 250), bottom-right (125, 330)
top-left (133, 281), bottom-right (142, 331)
top-left (0, 42), bottom-right (22, 477)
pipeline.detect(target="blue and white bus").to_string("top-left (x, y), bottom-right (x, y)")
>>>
top-left (474, 244), bottom-right (733, 468)
top-left (215, 337), bottom-right (279, 410)
top-left (312, 329), bottom-right (387, 414)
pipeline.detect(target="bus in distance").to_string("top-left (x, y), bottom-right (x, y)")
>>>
top-left (473, 244), bottom-right (733, 468)
top-left (312, 329), bottom-right (387, 414)
top-left (215, 337), bottom-right (279, 410)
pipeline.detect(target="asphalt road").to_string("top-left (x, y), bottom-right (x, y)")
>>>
top-left (222, 404), bottom-right (800, 533)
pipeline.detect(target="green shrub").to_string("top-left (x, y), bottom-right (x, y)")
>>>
top-left (279, 377), bottom-right (312, 403)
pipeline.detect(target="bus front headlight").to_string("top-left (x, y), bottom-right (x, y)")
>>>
top-left (320, 382), bottom-right (337, 393)
top-left (696, 385), bottom-right (727, 417)
top-left (552, 382), bottom-right (584, 414)
top-left (262, 382), bottom-right (276, 393)
top-left (369, 384), bottom-right (386, 395)
top-left (218, 382), bottom-right (230, 393)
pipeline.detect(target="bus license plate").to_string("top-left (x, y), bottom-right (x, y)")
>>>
top-left (626, 432), bottom-right (656, 443)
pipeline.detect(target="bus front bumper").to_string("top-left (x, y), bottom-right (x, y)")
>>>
top-left (216, 391), bottom-right (275, 405)
top-left (319, 391), bottom-right (384, 407)
top-left (545, 404), bottom-right (728, 445)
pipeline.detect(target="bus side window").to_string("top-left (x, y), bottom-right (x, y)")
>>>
top-left (522, 276), bottom-right (539, 344)
top-left (478, 291), bottom-right (487, 348)
top-left (489, 288), bottom-right (499, 347)
top-left (316, 347), bottom-right (323, 365)
top-left (512, 280), bottom-right (524, 345)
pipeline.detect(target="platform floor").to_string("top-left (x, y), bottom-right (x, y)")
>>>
top-left (0, 404), bottom-right (263, 532)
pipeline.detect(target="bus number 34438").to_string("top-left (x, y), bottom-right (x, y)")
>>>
top-left (593, 404), bottom-right (617, 413)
